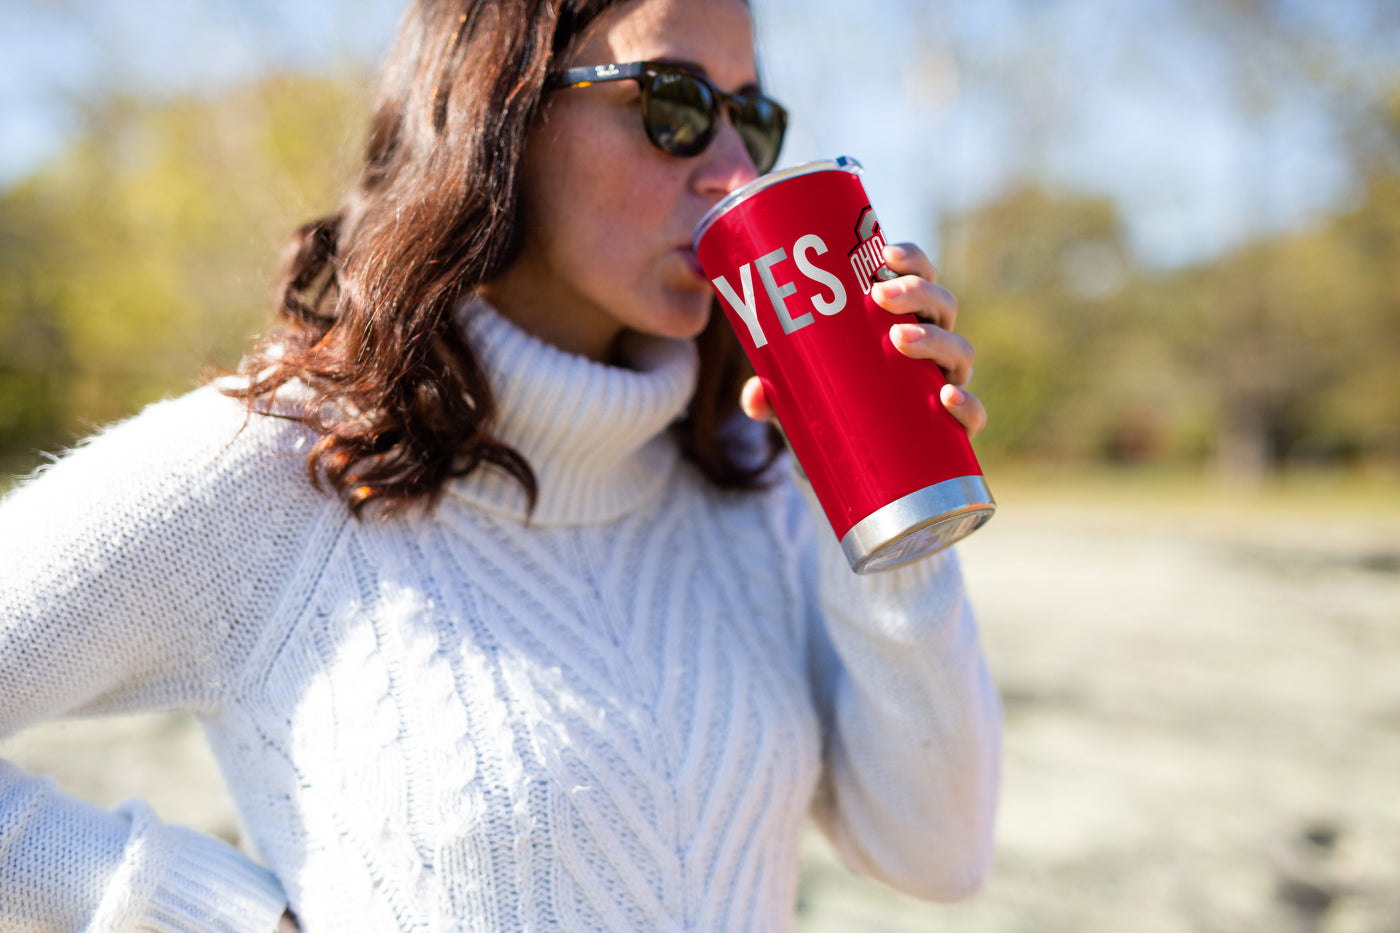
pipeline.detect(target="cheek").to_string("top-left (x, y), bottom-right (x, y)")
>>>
top-left (543, 190), bottom-right (641, 286)
top-left (527, 108), bottom-right (642, 214)
top-left (519, 108), bottom-right (684, 296)
top-left (534, 168), bottom-right (667, 279)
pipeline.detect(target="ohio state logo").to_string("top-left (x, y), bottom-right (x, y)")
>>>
top-left (847, 206), bottom-right (897, 294)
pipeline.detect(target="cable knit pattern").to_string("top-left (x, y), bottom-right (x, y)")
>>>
top-left (0, 299), bottom-right (1001, 932)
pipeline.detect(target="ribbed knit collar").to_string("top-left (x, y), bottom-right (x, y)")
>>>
top-left (446, 299), bottom-right (699, 525)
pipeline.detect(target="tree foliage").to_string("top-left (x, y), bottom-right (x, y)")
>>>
top-left (947, 140), bottom-right (1400, 474)
top-left (2, 67), bottom-right (1398, 482)
top-left (0, 74), bottom-right (362, 475)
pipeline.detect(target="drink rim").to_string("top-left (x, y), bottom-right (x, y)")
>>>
top-left (691, 156), bottom-right (864, 251)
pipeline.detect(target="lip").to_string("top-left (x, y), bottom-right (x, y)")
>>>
top-left (678, 246), bottom-right (707, 282)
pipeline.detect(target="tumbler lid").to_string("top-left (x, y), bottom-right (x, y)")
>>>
top-left (692, 156), bottom-right (864, 251)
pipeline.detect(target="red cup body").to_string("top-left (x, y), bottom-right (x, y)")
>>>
top-left (694, 158), bottom-right (994, 572)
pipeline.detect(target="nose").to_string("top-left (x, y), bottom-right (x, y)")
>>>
top-left (694, 115), bottom-right (760, 199)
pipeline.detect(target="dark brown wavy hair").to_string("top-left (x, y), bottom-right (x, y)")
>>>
top-left (225, 0), bottom-right (779, 518)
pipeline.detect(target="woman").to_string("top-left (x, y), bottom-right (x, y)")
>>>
top-left (0, 0), bottom-right (1000, 930)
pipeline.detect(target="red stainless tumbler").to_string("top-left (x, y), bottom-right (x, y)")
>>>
top-left (693, 156), bottom-right (995, 573)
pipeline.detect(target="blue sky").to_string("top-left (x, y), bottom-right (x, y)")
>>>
top-left (2, 0), bottom-right (1396, 269)
top-left (755, 0), bottom-right (1395, 266)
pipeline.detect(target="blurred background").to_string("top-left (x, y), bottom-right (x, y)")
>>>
top-left (1, 1), bottom-right (1398, 930)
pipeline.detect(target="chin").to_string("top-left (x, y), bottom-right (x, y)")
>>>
top-left (646, 291), bottom-right (714, 340)
top-left (674, 304), bottom-right (715, 341)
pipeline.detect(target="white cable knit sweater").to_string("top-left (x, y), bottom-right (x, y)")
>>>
top-left (0, 300), bottom-right (1001, 932)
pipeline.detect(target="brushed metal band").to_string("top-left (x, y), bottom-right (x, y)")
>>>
top-left (841, 475), bottom-right (996, 574)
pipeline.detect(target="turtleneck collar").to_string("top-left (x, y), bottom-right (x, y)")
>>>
top-left (446, 298), bottom-right (700, 525)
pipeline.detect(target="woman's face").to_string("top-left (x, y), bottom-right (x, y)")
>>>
top-left (483, 0), bottom-right (763, 362)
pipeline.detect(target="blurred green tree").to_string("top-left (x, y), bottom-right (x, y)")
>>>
top-left (942, 186), bottom-right (1202, 466)
top-left (3, 63), bottom-right (1397, 484)
top-left (944, 125), bottom-right (1400, 476)
top-left (1187, 154), bottom-right (1400, 475)
top-left (0, 74), bottom-right (363, 476)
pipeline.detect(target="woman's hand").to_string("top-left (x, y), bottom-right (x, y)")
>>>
top-left (739, 242), bottom-right (986, 439)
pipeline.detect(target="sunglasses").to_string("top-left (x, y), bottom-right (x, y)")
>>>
top-left (547, 61), bottom-right (788, 174)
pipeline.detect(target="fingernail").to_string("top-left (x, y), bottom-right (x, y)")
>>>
top-left (943, 384), bottom-right (966, 406)
top-left (873, 278), bottom-right (904, 300)
top-left (883, 243), bottom-right (907, 261)
top-left (891, 323), bottom-right (922, 344)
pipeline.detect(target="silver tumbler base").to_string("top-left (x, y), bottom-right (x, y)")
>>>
top-left (841, 475), bottom-right (996, 574)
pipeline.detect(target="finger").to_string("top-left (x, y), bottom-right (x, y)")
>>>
top-left (740, 375), bottom-right (774, 422)
top-left (872, 276), bottom-right (959, 330)
top-left (882, 242), bottom-right (938, 282)
top-left (889, 323), bottom-right (975, 386)
top-left (940, 383), bottom-right (988, 440)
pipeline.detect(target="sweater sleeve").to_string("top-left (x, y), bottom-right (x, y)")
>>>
top-left (785, 473), bottom-right (1003, 903)
top-left (0, 386), bottom-right (325, 932)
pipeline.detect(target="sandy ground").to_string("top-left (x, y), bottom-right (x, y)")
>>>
top-left (4, 491), bottom-right (1399, 931)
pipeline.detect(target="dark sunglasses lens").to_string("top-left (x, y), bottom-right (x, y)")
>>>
top-left (734, 96), bottom-right (786, 173)
top-left (644, 71), bottom-right (717, 157)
